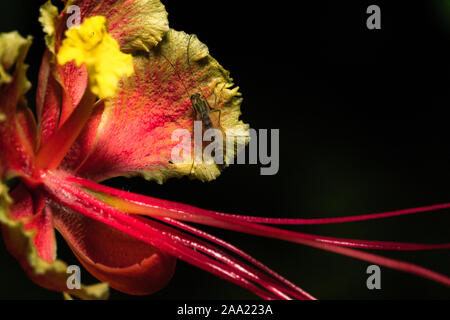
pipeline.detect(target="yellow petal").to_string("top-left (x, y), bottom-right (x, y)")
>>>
top-left (57, 16), bottom-right (134, 99)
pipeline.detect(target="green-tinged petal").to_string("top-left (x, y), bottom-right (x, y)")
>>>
top-left (0, 185), bottom-right (109, 300)
top-left (0, 31), bottom-right (32, 89)
top-left (0, 32), bottom-right (36, 180)
top-left (2, 223), bottom-right (110, 300)
top-left (39, 1), bottom-right (59, 53)
top-left (63, 0), bottom-right (169, 53)
top-left (63, 283), bottom-right (109, 300)
top-left (61, 29), bottom-right (249, 183)
top-left (0, 183), bottom-right (12, 223)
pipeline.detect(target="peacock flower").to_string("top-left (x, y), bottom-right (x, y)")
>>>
top-left (0, 0), bottom-right (448, 300)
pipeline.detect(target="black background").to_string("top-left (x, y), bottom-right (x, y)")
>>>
top-left (0, 0), bottom-right (449, 299)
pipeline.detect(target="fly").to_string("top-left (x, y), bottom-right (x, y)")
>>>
top-left (160, 37), bottom-right (227, 173)
top-left (190, 93), bottom-right (222, 131)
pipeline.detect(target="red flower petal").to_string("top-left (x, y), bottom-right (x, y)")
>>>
top-left (7, 184), bottom-right (56, 263)
top-left (51, 199), bottom-right (176, 295)
top-left (36, 50), bottom-right (59, 147)
top-left (57, 62), bottom-right (89, 127)
top-left (36, 49), bottom-right (89, 147)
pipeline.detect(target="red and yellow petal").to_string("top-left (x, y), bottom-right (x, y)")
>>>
top-left (0, 183), bottom-right (109, 299)
top-left (62, 29), bottom-right (249, 183)
top-left (37, 0), bottom-right (169, 146)
top-left (0, 32), bottom-right (38, 180)
top-left (62, 0), bottom-right (169, 53)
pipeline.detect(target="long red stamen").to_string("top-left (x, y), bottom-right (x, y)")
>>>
top-left (47, 172), bottom-right (450, 291)
top-left (136, 215), bottom-right (312, 300)
top-left (45, 172), bottom-right (316, 299)
top-left (152, 216), bottom-right (315, 299)
top-left (65, 174), bottom-right (450, 251)
top-left (65, 174), bottom-right (450, 224)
